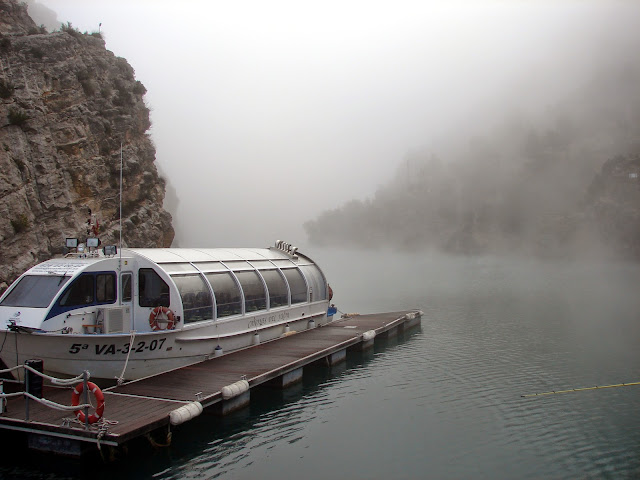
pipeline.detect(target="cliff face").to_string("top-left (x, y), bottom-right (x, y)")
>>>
top-left (0, 0), bottom-right (174, 289)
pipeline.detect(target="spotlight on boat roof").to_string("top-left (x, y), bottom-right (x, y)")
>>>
top-left (86, 237), bottom-right (99, 248)
top-left (102, 245), bottom-right (117, 256)
top-left (66, 238), bottom-right (78, 248)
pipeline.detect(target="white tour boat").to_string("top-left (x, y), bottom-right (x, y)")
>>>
top-left (0, 240), bottom-right (335, 383)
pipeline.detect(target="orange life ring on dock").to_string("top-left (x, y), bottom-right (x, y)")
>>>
top-left (71, 382), bottom-right (105, 424)
top-left (149, 306), bottom-right (176, 331)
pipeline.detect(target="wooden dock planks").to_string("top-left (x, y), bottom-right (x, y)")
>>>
top-left (0, 310), bottom-right (421, 448)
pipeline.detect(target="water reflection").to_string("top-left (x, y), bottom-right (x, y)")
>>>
top-left (152, 325), bottom-right (422, 480)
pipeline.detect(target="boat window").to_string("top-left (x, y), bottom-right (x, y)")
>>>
top-left (171, 274), bottom-right (213, 324)
top-left (234, 271), bottom-right (267, 312)
top-left (281, 268), bottom-right (307, 304)
top-left (139, 268), bottom-right (170, 307)
top-left (96, 273), bottom-right (116, 303)
top-left (260, 269), bottom-right (289, 308)
top-left (205, 272), bottom-right (242, 318)
top-left (0, 275), bottom-right (70, 308)
top-left (300, 265), bottom-right (327, 302)
top-left (121, 273), bottom-right (132, 302)
top-left (59, 274), bottom-right (94, 306)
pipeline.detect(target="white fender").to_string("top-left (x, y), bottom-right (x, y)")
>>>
top-left (221, 379), bottom-right (250, 400)
top-left (362, 330), bottom-right (376, 341)
top-left (169, 401), bottom-right (203, 425)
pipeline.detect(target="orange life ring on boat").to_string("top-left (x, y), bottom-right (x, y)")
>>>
top-left (149, 306), bottom-right (176, 331)
top-left (71, 382), bottom-right (105, 424)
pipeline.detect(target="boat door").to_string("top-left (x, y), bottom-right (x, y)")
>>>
top-left (120, 271), bottom-right (134, 330)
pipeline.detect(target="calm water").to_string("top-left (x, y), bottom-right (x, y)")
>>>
top-left (2, 250), bottom-right (639, 479)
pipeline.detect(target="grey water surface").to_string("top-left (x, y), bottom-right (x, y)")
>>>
top-left (2, 249), bottom-right (639, 479)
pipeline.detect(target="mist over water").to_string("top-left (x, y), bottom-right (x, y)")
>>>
top-left (27, 1), bottom-right (640, 250)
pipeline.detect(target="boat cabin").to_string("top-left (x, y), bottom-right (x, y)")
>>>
top-left (0, 244), bottom-right (330, 335)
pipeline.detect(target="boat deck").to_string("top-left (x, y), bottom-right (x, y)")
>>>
top-left (0, 310), bottom-right (421, 452)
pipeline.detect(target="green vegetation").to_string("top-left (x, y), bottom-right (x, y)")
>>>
top-left (0, 79), bottom-right (14, 99)
top-left (7, 108), bottom-right (29, 126)
top-left (0, 36), bottom-right (10, 52)
top-left (133, 81), bottom-right (147, 96)
top-left (28, 25), bottom-right (47, 35)
top-left (10, 214), bottom-right (29, 234)
top-left (60, 22), bottom-right (81, 38)
top-left (29, 46), bottom-right (45, 59)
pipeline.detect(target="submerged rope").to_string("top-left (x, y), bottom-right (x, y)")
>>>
top-left (522, 381), bottom-right (640, 397)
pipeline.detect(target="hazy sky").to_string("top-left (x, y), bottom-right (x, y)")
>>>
top-left (30, 0), bottom-right (640, 248)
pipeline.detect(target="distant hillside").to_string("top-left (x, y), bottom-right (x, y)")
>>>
top-left (305, 66), bottom-right (640, 260)
top-left (0, 0), bottom-right (174, 289)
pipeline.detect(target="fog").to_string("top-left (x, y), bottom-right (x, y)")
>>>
top-left (28, 0), bottom-right (640, 249)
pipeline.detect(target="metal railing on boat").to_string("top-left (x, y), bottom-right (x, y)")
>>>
top-left (0, 363), bottom-right (96, 428)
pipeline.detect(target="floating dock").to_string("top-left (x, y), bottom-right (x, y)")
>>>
top-left (0, 310), bottom-right (421, 457)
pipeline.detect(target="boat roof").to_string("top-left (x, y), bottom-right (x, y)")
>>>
top-left (26, 257), bottom-right (104, 276)
top-left (126, 247), bottom-right (299, 263)
top-left (21, 245), bottom-right (315, 278)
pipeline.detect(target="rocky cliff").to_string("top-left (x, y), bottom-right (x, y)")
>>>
top-left (0, 0), bottom-right (174, 290)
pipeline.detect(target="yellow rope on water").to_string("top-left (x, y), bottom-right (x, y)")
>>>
top-left (522, 381), bottom-right (640, 397)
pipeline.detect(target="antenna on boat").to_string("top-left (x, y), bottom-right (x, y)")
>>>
top-left (118, 142), bottom-right (123, 300)
top-left (119, 142), bottom-right (123, 252)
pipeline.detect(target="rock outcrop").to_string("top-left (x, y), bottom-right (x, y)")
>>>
top-left (0, 0), bottom-right (174, 289)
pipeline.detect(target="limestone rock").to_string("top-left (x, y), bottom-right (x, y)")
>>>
top-left (0, 0), bottom-right (174, 289)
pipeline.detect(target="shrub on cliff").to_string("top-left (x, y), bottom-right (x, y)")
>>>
top-left (0, 79), bottom-right (14, 99)
top-left (7, 108), bottom-right (28, 126)
top-left (10, 214), bottom-right (29, 234)
top-left (0, 36), bottom-right (10, 52)
top-left (60, 22), bottom-right (81, 38)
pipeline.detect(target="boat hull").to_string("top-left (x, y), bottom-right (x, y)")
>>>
top-left (0, 308), bottom-right (329, 383)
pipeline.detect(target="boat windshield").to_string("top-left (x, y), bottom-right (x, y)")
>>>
top-left (0, 275), bottom-right (70, 308)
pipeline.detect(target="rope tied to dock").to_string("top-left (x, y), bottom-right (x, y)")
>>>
top-left (95, 418), bottom-right (119, 454)
top-left (522, 381), bottom-right (640, 397)
top-left (146, 430), bottom-right (172, 449)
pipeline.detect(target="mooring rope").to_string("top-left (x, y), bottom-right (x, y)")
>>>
top-left (522, 381), bottom-right (640, 397)
top-left (96, 418), bottom-right (119, 454)
top-left (116, 329), bottom-right (136, 385)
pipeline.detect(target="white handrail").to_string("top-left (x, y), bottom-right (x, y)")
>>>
top-left (0, 364), bottom-right (88, 386)
top-left (0, 390), bottom-right (91, 412)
